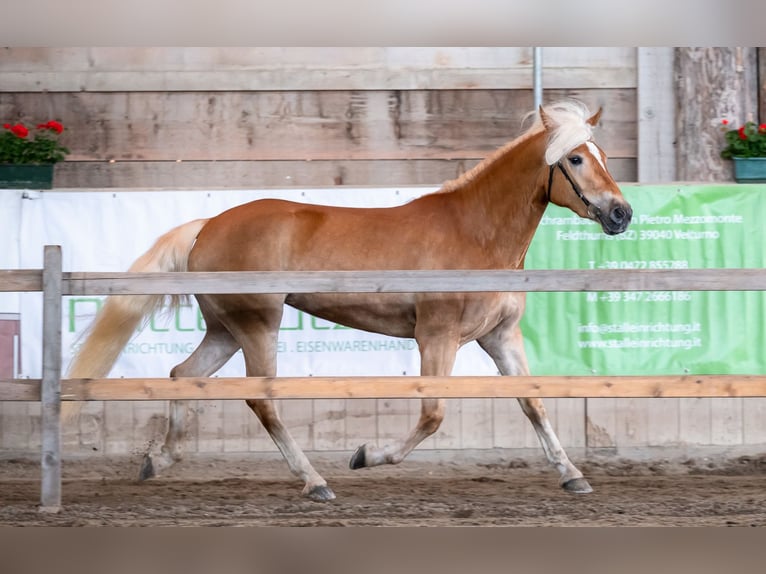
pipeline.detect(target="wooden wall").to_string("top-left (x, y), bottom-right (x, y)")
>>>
top-left (674, 47), bottom-right (761, 181)
top-left (4, 47), bottom-right (764, 460)
top-left (1, 47), bottom-right (638, 188)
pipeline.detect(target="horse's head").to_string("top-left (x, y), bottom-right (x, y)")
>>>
top-left (539, 102), bottom-right (632, 235)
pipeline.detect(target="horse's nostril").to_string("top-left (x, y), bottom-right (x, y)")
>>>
top-left (611, 207), bottom-right (626, 223)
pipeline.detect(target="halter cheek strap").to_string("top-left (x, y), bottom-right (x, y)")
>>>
top-left (546, 161), bottom-right (592, 209)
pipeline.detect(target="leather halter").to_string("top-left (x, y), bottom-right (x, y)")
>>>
top-left (546, 161), bottom-right (592, 208)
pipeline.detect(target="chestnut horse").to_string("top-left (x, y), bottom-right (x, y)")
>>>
top-left (66, 100), bottom-right (632, 501)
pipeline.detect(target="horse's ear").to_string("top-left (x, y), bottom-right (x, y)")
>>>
top-left (539, 105), bottom-right (556, 131)
top-left (587, 107), bottom-right (603, 127)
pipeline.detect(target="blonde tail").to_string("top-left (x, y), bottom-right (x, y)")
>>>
top-left (63, 218), bottom-right (209, 424)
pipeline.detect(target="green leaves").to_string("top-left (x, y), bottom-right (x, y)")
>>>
top-left (721, 121), bottom-right (766, 159)
top-left (0, 122), bottom-right (70, 164)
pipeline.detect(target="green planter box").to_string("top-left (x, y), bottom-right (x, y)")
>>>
top-left (733, 157), bottom-right (766, 183)
top-left (0, 163), bottom-right (54, 189)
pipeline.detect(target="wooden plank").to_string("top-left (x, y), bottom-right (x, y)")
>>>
top-left (637, 48), bottom-right (676, 182)
top-left (7, 374), bottom-right (766, 401)
top-left (40, 245), bottom-right (62, 512)
top-left (16, 374), bottom-right (766, 401)
top-left (0, 67), bottom-right (636, 93)
top-left (0, 270), bottom-right (42, 292)
top-left (0, 90), bottom-right (637, 162)
top-left (52, 158), bottom-right (637, 189)
top-left (59, 268), bottom-right (766, 297)
top-left (0, 379), bottom-right (40, 399)
top-left (0, 48), bottom-right (637, 92)
top-left (675, 48), bottom-right (759, 181)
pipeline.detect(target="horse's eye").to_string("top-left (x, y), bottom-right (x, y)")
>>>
top-left (568, 155), bottom-right (583, 166)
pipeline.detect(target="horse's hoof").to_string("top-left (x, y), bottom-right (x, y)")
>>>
top-left (138, 455), bottom-right (155, 481)
top-left (306, 484), bottom-right (336, 502)
top-left (562, 477), bottom-right (593, 494)
top-left (349, 445), bottom-right (367, 469)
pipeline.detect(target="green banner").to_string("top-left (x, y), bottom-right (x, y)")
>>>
top-left (522, 184), bottom-right (766, 375)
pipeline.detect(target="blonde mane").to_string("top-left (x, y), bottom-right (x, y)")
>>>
top-left (442, 99), bottom-right (594, 192)
top-left (535, 99), bottom-right (595, 165)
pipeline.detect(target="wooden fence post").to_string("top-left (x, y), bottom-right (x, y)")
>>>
top-left (675, 47), bottom-right (759, 181)
top-left (40, 245), bottom-right (62, 513)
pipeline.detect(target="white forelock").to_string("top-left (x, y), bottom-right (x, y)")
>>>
top-left (529, 100), bottom-right (595, 165)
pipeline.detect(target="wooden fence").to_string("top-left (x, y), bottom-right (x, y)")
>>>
top-left (2, 245), bottom-right (766, 511)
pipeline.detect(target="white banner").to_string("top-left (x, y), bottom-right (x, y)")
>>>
top-left (5, 188), bottom-right (498, 379)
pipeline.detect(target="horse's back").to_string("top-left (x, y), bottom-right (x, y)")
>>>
top-left (188, 195), bottom-right (467, 273)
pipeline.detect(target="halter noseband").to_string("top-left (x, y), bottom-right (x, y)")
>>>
top-left (546, 161), bottom-right (592, 208)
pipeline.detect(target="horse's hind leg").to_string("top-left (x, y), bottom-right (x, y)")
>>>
top-left (349, 331), bottom-right (455, 469)
top-left (139, 322), bottom-right (240, 480)
top-left (478, 322), bottom-right (592, 494)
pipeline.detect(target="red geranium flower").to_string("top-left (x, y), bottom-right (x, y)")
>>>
top-left (721, 120), bottom-right (766, 160)
top-left (10, 124), bottom-right (29, 138)
top-left (1, 118), bottom-right (69, 164)
top-left (37, 120), bottom-right (64, 134)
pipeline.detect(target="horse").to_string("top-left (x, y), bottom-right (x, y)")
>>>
top-left (64, 99), bottom-right (632, 502)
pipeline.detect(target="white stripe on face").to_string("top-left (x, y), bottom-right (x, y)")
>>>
top-left (585, 141), bottom-right (606, 171)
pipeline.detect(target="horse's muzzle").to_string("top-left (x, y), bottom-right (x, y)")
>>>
top-left (599, 203), bottom-right (633, 235)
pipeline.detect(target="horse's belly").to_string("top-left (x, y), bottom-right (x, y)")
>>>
top-left (285, 293), bottom-right (417, 339)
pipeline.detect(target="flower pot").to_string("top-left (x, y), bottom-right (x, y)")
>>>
top-left (0, 163), bottom-right (54, 189)
top-left (732, 157), bottom-right (766, 183)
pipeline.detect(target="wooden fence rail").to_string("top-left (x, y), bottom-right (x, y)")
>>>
top-left (4, 375), bottom-right (766, 401)
top-left (2, 246), bottom-right (766, 511)
top-left (4, 267), bottom-right (766, 295)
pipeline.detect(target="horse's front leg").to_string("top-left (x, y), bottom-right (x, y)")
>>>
top-left (478, 321), bottom-right (592, 493)
top-left (350, 330), bottom-right (457, 469)
top-left (246, 398), bottom-right (335, 502)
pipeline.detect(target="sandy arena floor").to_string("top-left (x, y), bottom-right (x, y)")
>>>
top-left (1, 451), bottom-right (765, 526)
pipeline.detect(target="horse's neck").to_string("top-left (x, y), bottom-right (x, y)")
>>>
top-left (450, 134), bottom-right (548, 268)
